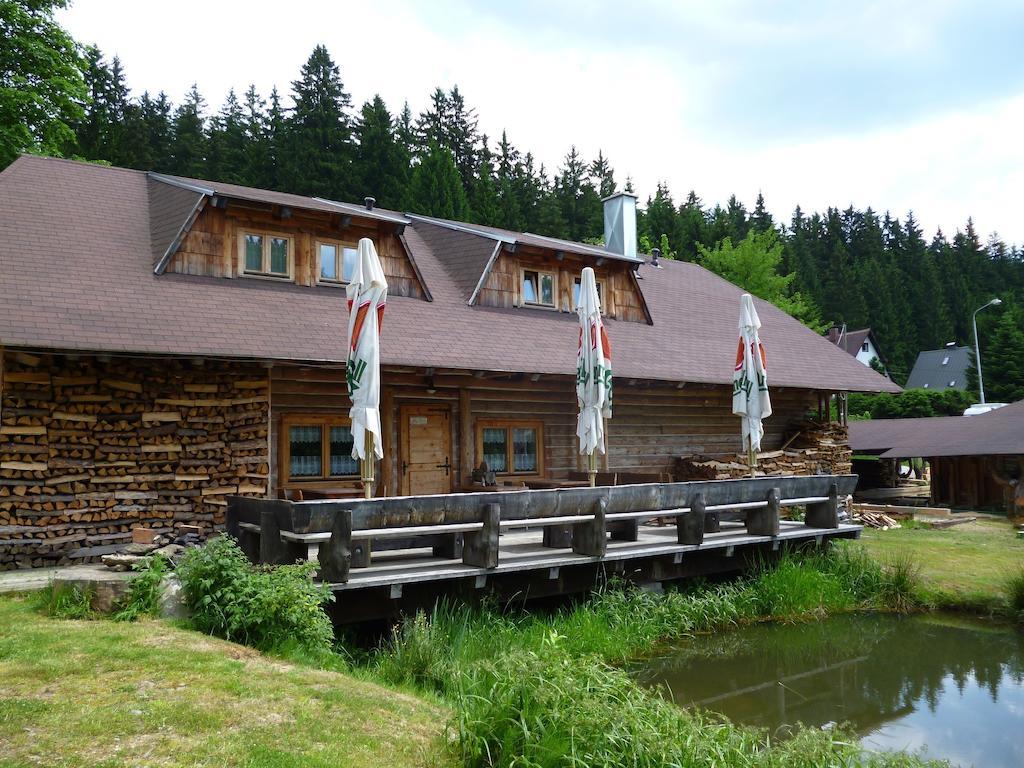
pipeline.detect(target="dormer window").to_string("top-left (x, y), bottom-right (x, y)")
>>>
top-left (240, 231), bottom-right (292, 278)
top-left (318, 240), bottom-right (359, 284)
top-left (573, 277), bottom-right (604, 309)
top-left (861, 341), bottom-right (870, 352)
top-left (522, 269), bottom-right (555, 307)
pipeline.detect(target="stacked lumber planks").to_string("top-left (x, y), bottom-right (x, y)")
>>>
top-left (675, 421), bottom-right (852, 481)
top-left (0, 351), bottom-right (269, 570)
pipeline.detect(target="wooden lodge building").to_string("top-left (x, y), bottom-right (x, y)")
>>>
top-left (0, 155), bottom-right (897, 569)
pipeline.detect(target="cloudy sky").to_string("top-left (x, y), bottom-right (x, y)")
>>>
top-left (59, 0), bottom-right (1024, 243)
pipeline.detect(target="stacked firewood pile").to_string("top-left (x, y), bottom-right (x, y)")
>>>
top-left (854, 510), bottom-right (903, 529)
top-left (675, 421), bottom-right (853, 480)
top-left (0, 352), bottom-right (269, 570)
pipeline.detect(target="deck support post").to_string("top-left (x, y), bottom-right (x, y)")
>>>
top-left (543, 524), bottom-right (574, 548)
top-left (805, 482), bottom-right (839, 529)
top-left (259, 507), bottom-right (291, 565)
top-left (318, 508), bottom-right (353, 583)
top-left (609, 519), bottom-right (640, 541)
top-left (747, 488), bottom-right (781, 536)
top-left (572, 497), bottom-right (607, 557)
top-left (226, 497), bottom-right (262, 563)
top-left (432, 533), bottom-right (464, 559)
top-left (677, 494), bottom-right (705, 545)
top-left (464, 503), bottom-right (500, 568)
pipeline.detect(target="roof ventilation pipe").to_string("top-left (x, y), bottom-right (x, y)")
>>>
top-left (650, 248), bottom-right (662, 269)
top-left (602, 192), bottom-right (637, 260)
top-left (364, 196), bottom-right (376, 211)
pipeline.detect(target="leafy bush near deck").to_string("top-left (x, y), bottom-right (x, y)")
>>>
top-left (176, 535), bottom-right (335, 655)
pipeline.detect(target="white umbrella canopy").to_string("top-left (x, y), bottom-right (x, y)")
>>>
top-left (732, 293), bottom-right (772, 471)
top-left (345, 238), bottom-right (388, 480)
top-left (576, 267), bottom-right (612, 481)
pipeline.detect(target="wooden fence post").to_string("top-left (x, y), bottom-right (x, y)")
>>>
top-left (677, 493), bottom-right (705, 545)
top-left (573, 497), bottom-right (607, 557)
top-left (318, 508), bottom-right (354, 583)
top-left (747, 488), bottom-right (781, 536)
top-left (464, 503), bottom-right (500, 568)
top-left (805, 482), bottom-right (839, 529)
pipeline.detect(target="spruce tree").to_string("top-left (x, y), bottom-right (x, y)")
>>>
top-left (169, 84), bottom-right (207, 177)
top-left (468, 135), bottom-right (499, 225)
top-left (495, 131), bottom-right (524, 231)
top-left (239, 85), bottom-right (270, 188)
top-left (408, 141), bottom-right (468, 220)
top-left (207, 88), bottom-right (247, 184)
top-left (353, 95), bottom-right (409, 210)
top-left (590, 150), bottom-right (616, 198)
top-left (750, 192), bottom-right (774, 233)
top-left (282, 45), bottom-right (353, 198)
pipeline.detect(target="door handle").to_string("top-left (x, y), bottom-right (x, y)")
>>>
top-left (435, 457), bottom-right (451, 475)
top-left (402, 460), bottom-right (409, 474)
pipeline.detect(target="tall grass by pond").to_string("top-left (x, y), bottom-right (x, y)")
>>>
top-left (368, 543), bottom-right (938, 768)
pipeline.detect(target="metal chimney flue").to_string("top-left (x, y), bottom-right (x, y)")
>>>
top-left (650, 247), bottom-right (662, 268)
top-left (364, 196), bottom-right (376, 211)
top-left (602, 192), bottom-right (637, 260)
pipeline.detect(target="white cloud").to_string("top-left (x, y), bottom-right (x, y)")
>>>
top-left (57, 0), bottom-right (1024, 243)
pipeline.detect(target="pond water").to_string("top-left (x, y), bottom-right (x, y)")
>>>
top-left (636, 613), bottom-right (1024, 767)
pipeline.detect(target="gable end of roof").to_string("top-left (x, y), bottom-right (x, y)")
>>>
top-left (147, 175), bottom-right (207, 274)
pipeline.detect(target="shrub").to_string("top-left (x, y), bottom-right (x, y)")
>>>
top-left (113, 554), bottom-right (169, 622)
top-left (35, 582), bottom-right (94, 620)
top-left (877, 551), bottom-right (923, 613)
top-left (176, 535), bottom-right (335, 655)
top-left (1006, 567), bottom-right (1024, 621)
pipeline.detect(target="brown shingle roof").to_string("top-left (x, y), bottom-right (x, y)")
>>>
top-left (0, 155), bottom-right (899, 394)
top-left (848, 401), bottom-right (1024, 457)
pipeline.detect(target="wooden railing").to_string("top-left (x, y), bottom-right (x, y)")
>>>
top-left (227, 474), bottom-right (857, 583)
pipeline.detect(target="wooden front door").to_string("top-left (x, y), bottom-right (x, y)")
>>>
top-left (400, 405), bottom-right (453, 496)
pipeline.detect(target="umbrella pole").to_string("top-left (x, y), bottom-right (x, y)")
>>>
top-left (588, 450), bottom-right (597, 487)
top-left (748, 442), bottom-right (756, 478)
top-left (362, 432), bottom-right (375, 499)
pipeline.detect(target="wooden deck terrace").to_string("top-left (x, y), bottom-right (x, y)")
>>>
top-left (227, 475), bottom-right (860, 624)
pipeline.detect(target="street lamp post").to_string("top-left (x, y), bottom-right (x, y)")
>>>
top-left (972, 298), bottom-right (1003, 404)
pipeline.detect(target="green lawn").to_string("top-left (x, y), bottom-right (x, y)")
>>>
top-left (856, 516), bottom-right (1024, 609)
top-left (0, 596), bottom-right (448, 768)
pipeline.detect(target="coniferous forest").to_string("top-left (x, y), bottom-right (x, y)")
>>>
top-left (3, 2), bottom-right (1023, 400)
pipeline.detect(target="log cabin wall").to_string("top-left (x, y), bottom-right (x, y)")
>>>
top-left (269, 365), bottom-right (821, 498)
top-left (476, 249), bottom-right (648, 324)
top-left (166, 204), bottom-right (424, 299)
top-left (0, 350), bottom-right (269, 570)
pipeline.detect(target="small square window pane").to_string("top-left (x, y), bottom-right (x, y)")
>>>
top-left (245, 234), bottom-right (263, 272)
top-left (329, 425), bottom-right (358, 476)
top-left (540, 274), bottom-right (554, 305)
top-left (342, 247), bottom-right (358, 282)
top-left (289, 425), bottom-right (322, 477)
top-left (522, 272), bottom-right (538, 303)
top-left (512, 428), bottom-right (537, 472)
top-left (270, 238), bottom-right (288, 274)
top-left (482, 427), bottom-right (508, 473)
top-left (320, 244), bottom-right (338, 280)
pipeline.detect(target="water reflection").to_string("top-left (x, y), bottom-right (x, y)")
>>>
top-left (637, 614), bottom-right (1024, 767)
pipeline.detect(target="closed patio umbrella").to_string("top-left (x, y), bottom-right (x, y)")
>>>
top-left (576, 267), bottom-right (612, 486)
top-left (732, 293), bottom-right (772, 476)
top-left (345, 238), bottom-right (388, 498)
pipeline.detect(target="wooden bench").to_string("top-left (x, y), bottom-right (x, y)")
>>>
top-left (228, 475), bottom-right (854, 583)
